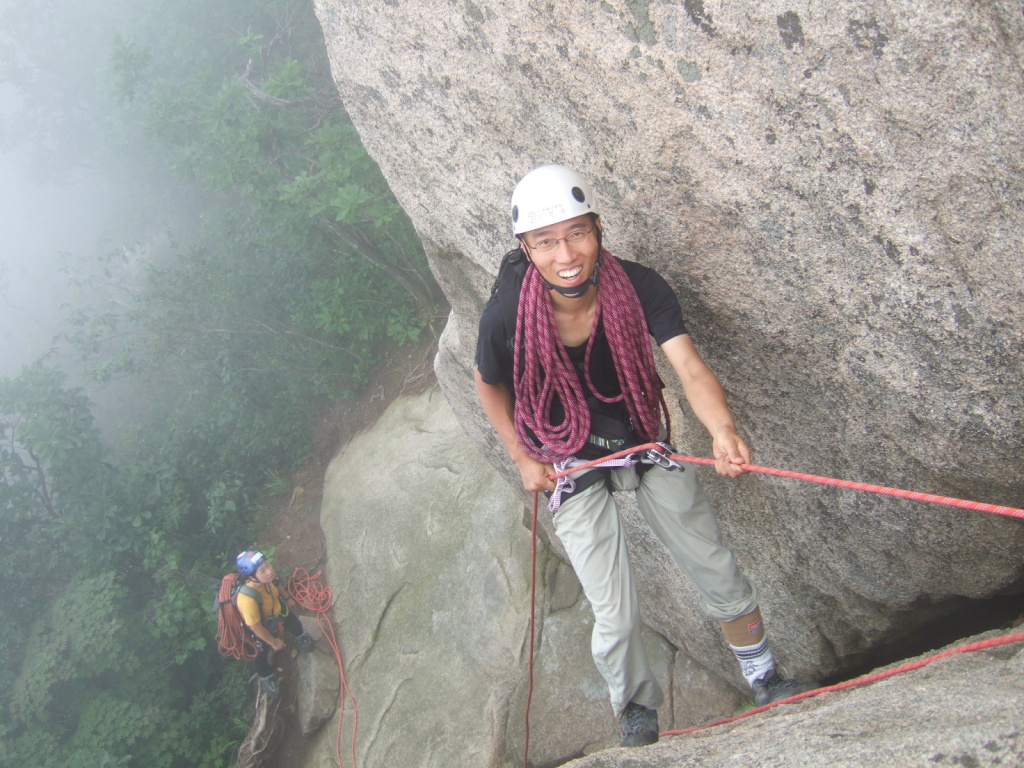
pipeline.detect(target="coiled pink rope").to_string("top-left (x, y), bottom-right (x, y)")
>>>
top-left (513, 250), bottom-right (666, 461)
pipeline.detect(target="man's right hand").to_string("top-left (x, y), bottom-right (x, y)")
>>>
top-left (515, 453), bottom-right (556, 493)
top-left (474, 370), bottom-right (556, 493)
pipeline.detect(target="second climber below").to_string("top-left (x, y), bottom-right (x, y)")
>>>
top-left (474, 164), bottom-right (814, 747)
top-left (234, 549), bottom-right (316, 699)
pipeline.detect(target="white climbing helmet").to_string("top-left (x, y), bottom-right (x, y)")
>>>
top-left (510, 164), bottom-right (600, 235)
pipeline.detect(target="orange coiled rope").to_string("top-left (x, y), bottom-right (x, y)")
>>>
top-left (289, 568), bottom-right (359, 768)
top-left (216, 573), bottom-right (257, 661)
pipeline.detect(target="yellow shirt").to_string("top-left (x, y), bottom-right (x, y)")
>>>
top-left (235, 581), bottom-right (284, 627)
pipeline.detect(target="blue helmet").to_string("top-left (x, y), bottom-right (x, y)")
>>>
top-left (236, 549), bottom-right (266, 577)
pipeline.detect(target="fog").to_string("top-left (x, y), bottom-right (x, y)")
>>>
top-left (0, 128), bottom-right (122, 378)
top-left (0, 3), bottom-right (391, 764)
top-left (0, 0), bottom-right (137, 381)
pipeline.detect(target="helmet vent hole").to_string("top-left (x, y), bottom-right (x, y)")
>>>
top-left (571, 186), bottom-right (586, 203)
top-left (511, 205), bottom-right (519, 223)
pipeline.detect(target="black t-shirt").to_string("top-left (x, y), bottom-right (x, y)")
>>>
top-left (475, 258), bottom-right (688, 417)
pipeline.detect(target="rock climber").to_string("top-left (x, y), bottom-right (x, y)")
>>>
top-left (473, 164), bottom-right (814, 747)
top-left (234, 549), bottom-right (316, 699)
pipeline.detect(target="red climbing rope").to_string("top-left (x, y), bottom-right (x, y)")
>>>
top-left (527, 443), bottom-right (1022, 756)
top-left (660, 630), bottom-right (1024, 737)
top-left (519, 442), bottom-right (1021, 764)
top-left (289, 568), bottom-right (359, 768)
top-left (523, 491), bottom-right (541, 768)
top-left (549, 442), bottom-right (1024, 520)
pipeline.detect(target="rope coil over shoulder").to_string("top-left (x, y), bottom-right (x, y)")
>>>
top-left (513, 251), bottom-right (668, 462)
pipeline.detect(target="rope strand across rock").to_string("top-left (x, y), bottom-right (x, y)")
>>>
top-left (659, 630), bottom-right (1024, 738)
top-left (519, 446), bottom-right (1023, 765)
top-left (289, 568), bottom-right (359, 768)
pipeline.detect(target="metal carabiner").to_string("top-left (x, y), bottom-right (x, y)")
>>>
top-left (645, 443), bottom-right (685, 471)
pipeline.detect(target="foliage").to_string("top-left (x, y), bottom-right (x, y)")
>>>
top-left (120, 0), bottom-right (438, 373)
top-left (9, 572), bottom-right (127, 724)
top-left (0, 365), bottom-right (253, 767)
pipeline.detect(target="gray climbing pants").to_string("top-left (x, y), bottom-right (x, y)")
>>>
top-left (551, 462), bottom-right (759, 718)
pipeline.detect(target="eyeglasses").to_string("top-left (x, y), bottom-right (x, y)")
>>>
top-left (525, 224), bottom-right (595, 252)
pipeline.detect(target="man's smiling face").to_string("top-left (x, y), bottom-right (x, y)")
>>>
top-left (521, 214), bottom-right (601, 295)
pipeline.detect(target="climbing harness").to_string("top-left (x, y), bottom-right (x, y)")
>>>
top-left (289, 568), bottom-right (359, 768)
top-left (549, 442), bottom-right (1024, 520)
top-left (548, 442), bottom-right (682, 512)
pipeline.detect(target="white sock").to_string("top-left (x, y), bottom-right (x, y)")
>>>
top-left (729, 638), bottom-right (776, 686)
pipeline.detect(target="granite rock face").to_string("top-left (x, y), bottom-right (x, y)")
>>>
top-left (315, 388), bottom-right (531, 767)
top-left (294, 617), bottom-right (341, 736)
top-left (314, 390), bottom-right (755, 766)
top-left (561, 631), bottom-right (1024, 768)
top-left (311, 1), bottom-right (1024, 764)
top-left (312, 389), bottom-right (1023, 768)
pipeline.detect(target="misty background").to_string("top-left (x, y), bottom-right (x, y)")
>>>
top-left (0, 0), bottom-right (180, 385)
top-left (0, 88), bottom-right (119, 377)
top-left (0, 1), bottom-right (438, 765)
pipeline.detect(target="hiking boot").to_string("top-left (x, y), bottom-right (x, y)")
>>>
top-left (259, 674), bottom-right (281, 699)
top-left (619, 701), bottom-right (659, 747)
top-left (752, 668), bottom-right (816, 706)
top-left (297, 632), bottom-right (316, 653)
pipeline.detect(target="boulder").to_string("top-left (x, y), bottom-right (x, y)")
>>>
top-left (309, 1), bottom-right (1024, 763)
top-left (562, 630), bottom-right (1024, 767)
top-left (316, 388), bottom-right (531, 766)
top-left (314, 389), bottom-right (749, 765)
top-left (309, 388), bottom-right (1024, 768)
top-left (295, 617), bottom-right (341, 736)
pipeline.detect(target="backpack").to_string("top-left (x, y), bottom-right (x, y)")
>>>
top-left (215, 572), bottom-right (265, 661)
top-left (489, 247), bottom-right (529, 356)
